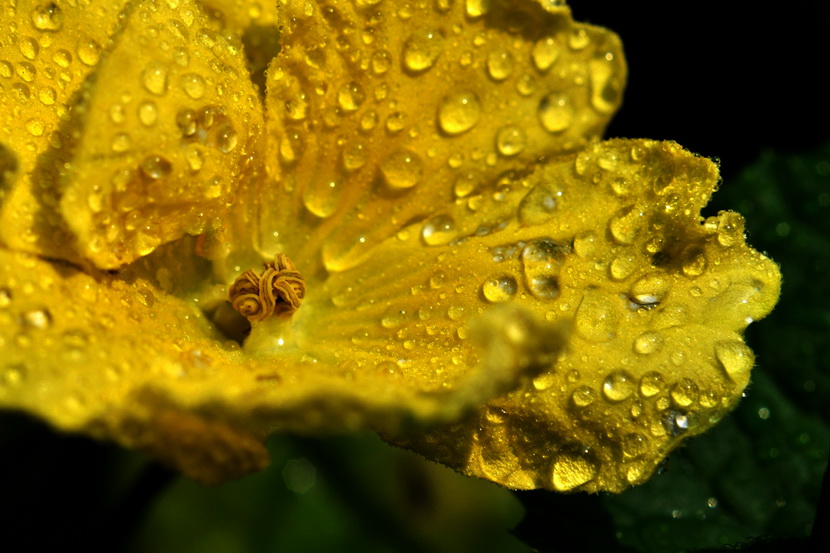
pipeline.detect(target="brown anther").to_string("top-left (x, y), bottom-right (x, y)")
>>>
top-left (229, 254), bottom-right (306, 322)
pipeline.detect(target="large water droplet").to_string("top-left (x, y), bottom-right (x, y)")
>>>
top-left (639, 371), bottom-right (666, 397)
top-left (31, 4), bottom-right (64, 31)
top-left (551, 450), bottom-right (598, 491)
top-left (486, 48), bottom-right (513, 81)
top-left (138, 101), bottom-right (158, 126)
top-left (496, 125), bottom-right (526, 156)
top-left (629, 272), bottom-right (669, 306)
top-left (481, 275), bottom-right (517, 303)
top-left (403, 29), bottom-right (444, 72)
top-left (438, 91), bottom-right (481, 135)
top-left (716, 212), bottom-right (744, 247)
top-left (602, 370), bottom-right (635, 402)
top-left (633, 331), bottom-right (663, 355)
top-left (371, 49), bottom-right (392, 74)
top-left (518, 183), bottom-right (560, 225)
top-left (140, 155), bottom-right (172, 179)
top-left (575, 292), bottom-right (617, 342)
top-left (715, 340), bottom-right (754, 383)
top-left (521, 239), bottom-right (567, 300)
top-left (38, 86), bottom-right (56, 105)
top-left (141, 62), bottom-right (169, 95)
top-left (217, 124), bottom-right (239, 153)
top-left (381, 148), bottom-right (423, 189)
top-left (621, 432), bottom-right (648, 459)
top-left (532, 36), bottom-right (560, 71)
top-left (180, 73), bottom-right (206, 99)
top-left (681, 247), bottom-right (707, 278)
top-left (77, 39), bottom-right (101, 66)
top-left (539, 93), bottom-right (573, 133)
top-left (22, 308), bottom-right (52, 329)
top-left (303, 180), bottom-right (341, 218)
top-left (670, 378), bottom-right (699, 407)
top-left (18, 37), bottom-right (39, 60)
top-left (337, 81), bottom-right (365, 112)
top-left (421, 214), bottom-right (458, 246)
top-left (571, 386), bottom-right (595, 407)
top-left (609, 205), bottom-right (642, 245)
top-left (465, 0), bottom-right (491, 18)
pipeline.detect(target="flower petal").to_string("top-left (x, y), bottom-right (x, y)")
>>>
top-left (251, 0), bottom-right (625, 273)
top-left (0, 0), bottom-right (129, 262)
top-left (302, 138), bottom-right (780, 492)
top-left (57, 0), bottom-right (264, 268)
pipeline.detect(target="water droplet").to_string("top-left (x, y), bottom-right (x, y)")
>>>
top-left (381, 148), bottom-right (423, 189)
top-left (140, 155), bottom-right (172, 179)
top-left (50, 49), bottom-right (71, 68)
top-left (142, 62), bottom-right (169, 95)
top-left (602, 370), bottom-right (635, 402)
top-left (22, 308), bottom-right (52, 329)
top-left (403, 29), bottom-right (444, 72)
top-left (539, 93), bottom-right (573, 133)
top-left (111, 133), bottom-right (132, 153)
top-left (465, 0), bottom-right (491, 18)
top-left (551, 450), bottom-right (598, 491)
top-left (486, 48), bottom-right (513, 80)
top-left (608, 252), bottom-right (636, 281)
top-left (77, 39), bottom-right (101, 66)
top-left (18, 36), bottom-right (39, 60)
top-left (180, 73), bottom-right (206, 99)
top-left (184, 144), bottom-right (204, 171)
top-left (38, 86), bottom-right (56, 105)
top-left (717, 212), bottom-right (744, 247)
top-left (568, 29), bottom-right (590, 50)
top-left (16, 61), bottom-right (36, 82)
top-left (173, 46), bottom-right (190, 67)
top-left (25, 118), bottom-right (44, 137)
top-left (303, 180), bottom-right (341, 218)
top-left (681, 247), bottom-right (707, 278)
top-left (633, 331), bottom-right (663, 355)
top-left (715, 340), bottom-right (754, 383)
top-left (521, 239), bottom-right (567, 300)
top-left (516, 73), bottom-right (537, 96)
top-left (2, 363), bottom-right (27, 387)
top-left (481, 274), bottom-right (517, 303)
top-left (496, 125), bottom-right (526, 156)
top-left (0, 61), bottom-right (11, 79)
top-left (518, 183), bottom-right (560, 225)
top-left (575, 292), bottom-right (617, 342)
top-left (421, 214), bottom-right (458, 246)
top-left (371, 49), bottom-right (392, 74)
top-left (385, 111), bottom-right (405, 133)
top-left (532, 372), bottom-right (556, 391)
top-left (670, 378), bottom-right (699, 407)
top-left (621, 432), bottom-right (648, 459)
top-left (31, 4), bottom-right (64, 31)
top-left (217, 124), bottom-right (239, 153)
top-left (629, 272), bottom-right (669, 306)
top-left (381, 308), bottom-right (407, 329)
top-left (532, 36), bottom-right (560, 71)
top-left (571, 386), bottom-right (595, 407)
top-left (138, 101), bottom-right (158, 126)
top-left (609, 205), bottom-right (642, 244)
top-left (639, 371), bottom-right (665, 397)
top-left (0, 288), bottom-right (11, 308)
top-left (438, 91), bottom-right (481, 135)
top-left (337, 81), bottom-right (365, 112)
top-left (342, 142), bottom-right (367, 172)
top-left (663, 410), bottom-right (689, 436)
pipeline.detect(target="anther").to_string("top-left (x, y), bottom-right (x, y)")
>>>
top-left (229, 254), bottom-right (306, 322)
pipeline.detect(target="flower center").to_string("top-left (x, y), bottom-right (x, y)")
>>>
top-left (228, 254), bottom-right (306, 322)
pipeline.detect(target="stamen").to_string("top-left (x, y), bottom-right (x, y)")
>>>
top-left (229, 254), bottom-right (306, 322)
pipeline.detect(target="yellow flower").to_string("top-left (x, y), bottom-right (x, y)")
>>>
top-left (0, 0), bottom-right (780, 492)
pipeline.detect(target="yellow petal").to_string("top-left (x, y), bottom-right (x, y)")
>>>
top-left (0, 232), bottom-right (562, 483)
top-left (0, 0), bottom-right (129, 262)
top-left (361, 139), bottom-right (779, 492)
top-left (251, 0), bottom-right (625, 274)
top-left (58, 0), bottom-right (264, 269)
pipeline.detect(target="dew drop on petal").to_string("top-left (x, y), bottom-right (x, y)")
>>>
top-left (532, 36), bottom-right (560, 71)
top-left (602, 370), bottom-right (635, 403)
top-left (539, 93), bottom-right (574, 133)
top-left (551, 451), bottom-right (598, 491)
top-left (438, 91), bottom-right (481, 135)
top-left (403, 29), bottom-right (444, 72)
top-left (715, 340), bottom-right (754, 382)
top-left (465, 0), bottom-right (491, 18)
top-left (486, 48), bottom-right (513, 81)
top-left (138, 101), bottom-right (158, 126)
top-left (496, 125), bottom-right (526, 156)
top-left (180, 73), bottom-right (206, 99)
top-left (77, 39), bottom-right (101, 66)
top-left (421, 214), bottom-right (458, 246)
top-left (142, 62), bottom-right (169, 95)
top-left (381, 149), bottom-right (423, 189)
top-left (140, 155), bottom-right (172, 179)
top-left (482, 274), bottom-right (517, 303)
top-left (639, 371), bottom-right (666, 398)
